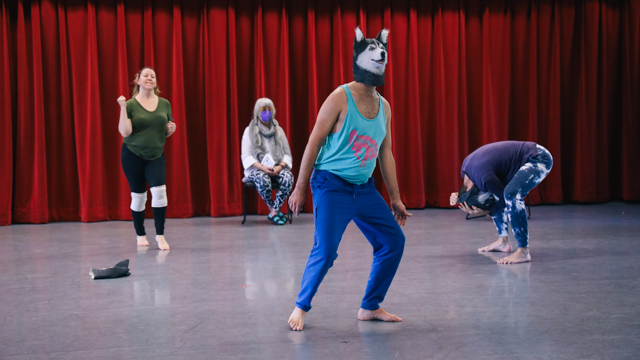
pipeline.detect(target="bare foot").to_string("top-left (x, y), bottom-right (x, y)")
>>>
top-left (478, 236), bottom-right (511, 253)
top-left (497, 247), bottom-right (531, 264)
top-left (358, 308), bottom-right (402, 322)
top-left (137, 235), bottom-right (149, 246)
top-left (155, 235), bottom-right (170, 250)
top-left (288, 307), bottom-right (307, 331)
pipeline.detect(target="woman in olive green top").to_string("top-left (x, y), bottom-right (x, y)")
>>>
top-left (117, 67), bottom-right (176, 250)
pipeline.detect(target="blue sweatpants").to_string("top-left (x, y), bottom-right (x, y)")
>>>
top-left (295, 170), bottom-right (405, 312)
top-left (492, 144), bottom-right (553, 248)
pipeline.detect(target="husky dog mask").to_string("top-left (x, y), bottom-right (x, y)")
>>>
top-left (457, 184), bottom-right (497, 210)
top-left (353, 27), bottom-right (389, 87)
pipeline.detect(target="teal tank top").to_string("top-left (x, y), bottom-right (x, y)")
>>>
top-left (314, 84), bottom-right (387, 184)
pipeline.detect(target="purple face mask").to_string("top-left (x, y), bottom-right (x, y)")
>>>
top-left (259, 110), bottom-right (272, 122)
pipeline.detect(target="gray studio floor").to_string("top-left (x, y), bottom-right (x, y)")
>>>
top-left (0, 203), bottom-right (639, 360)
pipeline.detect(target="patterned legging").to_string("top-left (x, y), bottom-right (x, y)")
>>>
top-left (492, 144), bottom-right (553, 248)
top-left (246, 168), bottom-right (294, 210)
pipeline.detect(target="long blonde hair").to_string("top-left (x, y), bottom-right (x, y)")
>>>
top-left (131, 67), bottom-right (161, 97)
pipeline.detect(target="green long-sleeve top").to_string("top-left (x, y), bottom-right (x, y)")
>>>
top-left (123, 97), bottom-right (173, 160)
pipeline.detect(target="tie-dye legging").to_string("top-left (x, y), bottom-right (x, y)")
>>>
top-left (492, 144), bottom-right (553, 248)
top-left (246, 168), bottom-right (294, 211)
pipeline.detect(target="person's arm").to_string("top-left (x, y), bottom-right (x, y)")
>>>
top-left (450, 192), bottom-right (459, 205)
top-left (378, 98), bottom-right (411, 226)
top-left (255, 162), bottom-right (275, 175)
top-left (241, 127), bottom-right (275, 175)
top-left (166, 123), bottom-right (176, 138)
top-left (165, 102), bottom-right (176, 138)
top-left (455, 173), bottom-right (498, 216)
top-left (117, 96), bottom-right (132, 137)
top-left (288, 88), bottom-right (346, 215)
top-left (458, 202), bottom-right (490, 216)
top-left (483, 176), bottom-right (506, 215)
top-left (274, 128), bottom-right (293, 174)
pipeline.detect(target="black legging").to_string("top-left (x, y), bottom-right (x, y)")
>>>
top-left (121, 143), bottom-right (167, 236)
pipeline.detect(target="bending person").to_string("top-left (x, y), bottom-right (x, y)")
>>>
top-left (288, 27), bottom-right (411, 331)
top-left (450, 141), bottom-right (553, 264)
top-left (117, 66), bottom-right (176, 250)
top-left (241, 98), bottom-right (294, 225)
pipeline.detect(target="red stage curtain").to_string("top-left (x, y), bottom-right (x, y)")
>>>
top-left (1, 0), bottom-right (638, 225)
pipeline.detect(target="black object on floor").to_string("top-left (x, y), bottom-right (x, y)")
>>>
top-left (89, 259), bottom-right (130, 279)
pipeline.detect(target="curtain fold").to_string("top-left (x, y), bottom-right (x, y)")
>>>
top-left (1, 0), bottom-right (638, 225)
top-left (1, 1), bottom-right (12, 225)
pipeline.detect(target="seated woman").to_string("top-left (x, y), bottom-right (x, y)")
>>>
top-left (241, 98), bottom-right (294, 225)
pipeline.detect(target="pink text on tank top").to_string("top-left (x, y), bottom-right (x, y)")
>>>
top-left (349, 129), bottom-right (378, 168)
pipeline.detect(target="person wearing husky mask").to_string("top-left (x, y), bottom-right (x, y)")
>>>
top-left (450, 141), bottom-right (553, 264)
top-left (241, 98), bottom-right (294, 225)
top-left (287, 27), bottom-right (411, 331)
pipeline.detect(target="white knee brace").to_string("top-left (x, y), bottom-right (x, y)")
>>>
top-left (130, 192), bottom-right (147, 212)
top-left (150, 185), bottom-right (168, 208)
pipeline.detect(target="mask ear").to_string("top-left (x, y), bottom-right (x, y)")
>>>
top-left (354, 26), bottom-right (365, 44)
top-left (376, 28), bottom-right (389, 46)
